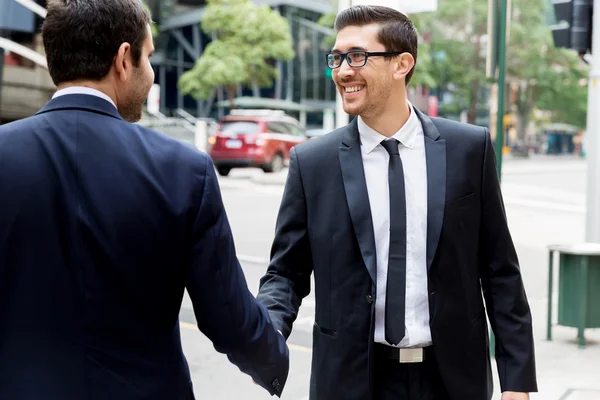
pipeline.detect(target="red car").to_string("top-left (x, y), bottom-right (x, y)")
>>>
top-left (209, 111), bottom-right (308, 176)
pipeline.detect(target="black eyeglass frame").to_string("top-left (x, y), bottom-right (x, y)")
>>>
top-left (325, 51), bottom-right (403, 69)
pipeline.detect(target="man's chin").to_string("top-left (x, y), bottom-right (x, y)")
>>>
top-left (126, 114), bottom-right (142, 123)
top-left (119, 108), bottom-right (143, 123)
top-left (342, 106), bottom-right (360, 116)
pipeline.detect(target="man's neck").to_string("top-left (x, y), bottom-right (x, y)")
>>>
top-left (361, 97), bottom-right (411, 138)
top-left (57, 81), bottom-right (117, 106)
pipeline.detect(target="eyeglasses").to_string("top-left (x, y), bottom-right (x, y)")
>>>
top-left (325, 51), bottom-right (402, 69)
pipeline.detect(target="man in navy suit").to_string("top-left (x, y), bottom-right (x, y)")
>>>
top-left (0, 0), bottom-right (288, 399)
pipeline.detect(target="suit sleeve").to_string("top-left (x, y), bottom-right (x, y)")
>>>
top-left (185, 154), bottom-right (289, 397)
top-left (478, 129), bottom-right (537, 393)
top-left (256, 147), bottom-right (313, 338)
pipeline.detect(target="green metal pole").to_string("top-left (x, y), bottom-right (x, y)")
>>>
top-left (489, 0), bottom-right (508, 361)
top-left (494, 0), bottom-right (508, 182)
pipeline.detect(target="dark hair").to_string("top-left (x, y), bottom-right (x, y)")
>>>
top-left (42, 0), bottom-right (151, 86)
top-left (334, 5), bottom-right (418, 84)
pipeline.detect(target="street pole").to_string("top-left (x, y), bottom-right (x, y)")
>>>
top-left (494, 0), bottom-right (508, 182)
top-left (0, 33), bottom-right (4, 126)
top-left (486, 0), bottom-right (508, 361)
top-left (585, 0), bottom-right (600, 242)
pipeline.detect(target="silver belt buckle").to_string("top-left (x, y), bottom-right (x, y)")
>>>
top-left (399, 348), bottom-right (424, 363)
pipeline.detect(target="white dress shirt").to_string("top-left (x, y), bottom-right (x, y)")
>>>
top-left (358, 104), bottom-right (432, 348)
top-left (52, 86), bottom-right (117, 109)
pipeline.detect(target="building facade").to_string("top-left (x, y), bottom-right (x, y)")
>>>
top-left (146, 0), bottom-right (338, 127)
top-left (0, 0), bottom-right (54, 124)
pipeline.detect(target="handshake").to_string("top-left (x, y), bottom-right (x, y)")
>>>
top-left (248, 330), bottom-right (287, 396)
top-left (219, 289), bottom-right (290, 399)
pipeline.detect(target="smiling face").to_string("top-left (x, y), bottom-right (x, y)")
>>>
top-left (332, 24), bottom-right (402, 119)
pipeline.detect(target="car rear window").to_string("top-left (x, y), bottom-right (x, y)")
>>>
top-left (220, 121), bottom-right (260, 134)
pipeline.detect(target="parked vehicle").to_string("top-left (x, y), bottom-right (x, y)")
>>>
top-left (209, 110), bottom-right (308, 176)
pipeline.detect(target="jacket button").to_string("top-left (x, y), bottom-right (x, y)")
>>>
top-left (366, 295), bottom-right (373, 304)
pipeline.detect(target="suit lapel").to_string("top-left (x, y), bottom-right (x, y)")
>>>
top-left (338, 108), bottom-right (447, 280)
top-left (339, 119), bottom-right (377, 283)
top-left (415, 108), bottom-right (446, 271)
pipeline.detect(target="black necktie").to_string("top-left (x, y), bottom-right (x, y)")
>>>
top-left (380, 139), bottom-right (406, 346)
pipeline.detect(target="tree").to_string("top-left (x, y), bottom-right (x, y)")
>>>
top-left (506, 0), bottom-right (589, 135)
top-left (178, 0), bottom-right (294, 109)
top-left (418, 0), bottom-right (490, 124)
top-left (419, 0), bottom-right (588, 130)
top-left (143, 2), bottom-right (159, 37)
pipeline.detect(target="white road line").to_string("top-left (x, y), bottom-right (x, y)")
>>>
top-left (294, 317), bottom-right (315, 326)
top-left (503, 197), bottom-right (585, 214)
top-left (502, 164), bottom-right (586, 174)
top-left (238, 255), bottom-right (269, 264)
top-left (180, 321), bottom-right (197, 330)
top-left (288, 343), bottom-right (312, 353)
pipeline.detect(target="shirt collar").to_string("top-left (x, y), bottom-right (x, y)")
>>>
top-left (52, 86), bottom-right (117, 109)
top-left (358, 102), bottom-right (421, 154)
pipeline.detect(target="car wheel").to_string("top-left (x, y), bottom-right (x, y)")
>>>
top-left (264, 153), bottom-right (284, 173)
top-left (217, 167), bottom-right (231, 176)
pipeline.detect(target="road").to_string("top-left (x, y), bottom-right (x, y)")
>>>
top-left (179, 155), bottom-right (600, 400)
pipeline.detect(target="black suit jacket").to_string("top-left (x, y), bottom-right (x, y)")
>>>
top-left (0, 94), bottom-right (288, 400)
top-left (257, 108), bottom-right (537, 400)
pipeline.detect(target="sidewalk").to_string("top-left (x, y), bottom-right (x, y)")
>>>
top-left (505, 295), bottom-right (600, 399)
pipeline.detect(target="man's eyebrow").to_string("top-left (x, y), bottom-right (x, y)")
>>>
top-left (330, 46), bottom-right (368, 53)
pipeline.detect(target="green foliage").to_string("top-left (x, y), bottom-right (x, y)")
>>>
top-left (506, 0), bottom-right (588, 128)
top-left (419, 0), bottom-right (588, 128)
top-left (533, 48), bottom-right (589, 128)
top-left (417, 0), bottom-right (490, 123)
top-left (178, 0), bottom-right (294, 105)
top-left (142, 2), bottom-right (159, 37)
top-left (317, 13), bottom-right (336, 49)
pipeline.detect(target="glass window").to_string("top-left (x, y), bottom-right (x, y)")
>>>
top-left (266, 122), bottom-right (288, 134)
top-left (283, 122), bottom-right (306, 137)
top-left (219, 121), bottom-right (260, 135)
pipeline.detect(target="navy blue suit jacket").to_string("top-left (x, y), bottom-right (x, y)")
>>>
top-left (0, 94), bottom-right (288, 399)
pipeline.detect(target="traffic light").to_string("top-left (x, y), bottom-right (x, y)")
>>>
top-left (550, 0), bottom-right (594, 54)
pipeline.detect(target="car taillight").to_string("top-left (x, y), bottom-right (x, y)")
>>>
top-left (208, 136), bottom-right (216, 145)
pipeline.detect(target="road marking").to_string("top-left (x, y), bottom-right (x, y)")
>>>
top-left (238, 255), bottom-right (269, 264)
top-left (179, 322), bottom-right (313, 353)
top-left (294, 317), bottom-right (315, 326)
top-left (180, 321), bottom-right (197, 330)
top-left (503, 197), bottom-right (585, 214)
top-left (288, 343), bottom-right (312, 353)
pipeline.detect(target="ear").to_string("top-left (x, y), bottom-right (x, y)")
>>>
top-left (392, 53), bottom-right (415, 83)
top-left (114, 42), bottom-right (132, 82)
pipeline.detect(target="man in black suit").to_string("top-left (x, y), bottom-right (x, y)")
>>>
top-left (257, 5), bottom-right (536, 400)
top-left (0, 0), bottom-right (288, 399)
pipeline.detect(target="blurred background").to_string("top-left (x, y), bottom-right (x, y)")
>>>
top-left (1, 0), bottom-right (599, 399)
top-left (0, 0), bottom-right (592, 156)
